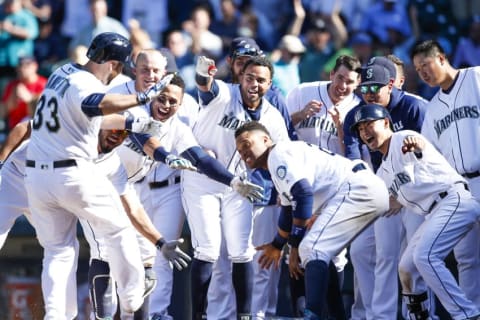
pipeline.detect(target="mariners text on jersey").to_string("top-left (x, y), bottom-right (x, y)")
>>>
top-left (297, 116), bottom-right (337, 135)
top-left (433, 105), bottom-right (479, 138)
top-left (45, 74), bottom-right (70, 97)
top-left (388, 171), bottom-right (412, 198)
top-left (218, 114), bottom-right (248, 130)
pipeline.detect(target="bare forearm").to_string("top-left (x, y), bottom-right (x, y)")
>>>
top-left (120, 194), bottom-right (162, 245)
top-left (0, 121), bottom-right (30, 161)
top-left (99, 93), bottom-right (140, 115)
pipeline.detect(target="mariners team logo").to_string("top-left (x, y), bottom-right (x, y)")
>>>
top-left (276, 165), bottom-right (287, 180)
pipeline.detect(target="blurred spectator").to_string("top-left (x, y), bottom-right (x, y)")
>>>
top-left (0, 0), bottom-right (39, 91)
top-left (450, 0), bottom-right (480, 34)
top-left (271, 34), bottom-right (305, 96)
top-left (60, 0), bottom-right (90, 44)
top-left (359, 0), bottom-right (412, 48)
top-left (182, 4), bottom-right (223, 60)
top-left (453, 15), bottom-right (480, 68)
top-left (121, 0), bottom-right (169, 47)
top-left (322, 32), bottom-right (375, 78)
top-left (128, 18), bottom-right (155, 61)
top-left (21, 0), bottom-right (51, 61)
top-left (236, 8), bottom-right (272, 52)
top-left (164, 29), bottom-right (196, 94)
top-left (247, 0), bottom-right (293, 50)
top-left (408, 0), bottom-right (458, 47)
top-left (68, 0), bottom-right (129, 55)
top-left (1, 56), bottom-right (46, 130)
top-left (210, 0), bottom-right (242, 56)
top-left (298, 18), bottom-right (335, 82)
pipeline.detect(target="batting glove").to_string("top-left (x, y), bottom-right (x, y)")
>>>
top-left (165, 154), bottom-right (197, 171)
top-left (156, 238), bottom-right (192, 271)
top-left (195, 56), bottom-right (217, 77)
top-left (127, 116), bottom-right (163, 136)
top-left (230, 176), bottom-right (265, 203)
top-left (137, 73), bottom-right (174, 104)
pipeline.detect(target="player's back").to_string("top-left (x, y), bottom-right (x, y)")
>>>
top-left (27, 63), bottom-right (105, 161)
top-left (269, 140), bottom-right (358, 207)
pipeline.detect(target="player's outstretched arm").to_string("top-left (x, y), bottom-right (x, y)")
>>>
top-left (120, 191), bottom-right (191, 270)
top-left (0, 120), bottom-right (31, 163)
top-left (81, 74), bottom-right (174, 116)
top-left (181, 146), bottom-right (264, 202)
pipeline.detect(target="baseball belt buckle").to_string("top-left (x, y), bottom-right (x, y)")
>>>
top-left (37, 161), bottom-right (51, 170)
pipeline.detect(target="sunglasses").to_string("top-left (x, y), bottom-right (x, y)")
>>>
top-left (360, 85), bottom-right (383, 94)
top-left (232, 47), bottom-right (265, 58)
top-left (110, 129), bottom-right (129, 137)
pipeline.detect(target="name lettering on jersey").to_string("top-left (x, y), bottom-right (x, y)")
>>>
top-left (298, 116), bottom-right (337, 135)
top-left (218, 114), bottom-right (247, 130)
top-left (125, 140), bottom-right (146, 156)
top-left (388, 171), bottom-right (412, 198)
top-left (392, 120), bottom-right (404, 132)
top-left (45, 74), bottom-right (70, 97)
top-left (433, 105), bottom-right (480, 137)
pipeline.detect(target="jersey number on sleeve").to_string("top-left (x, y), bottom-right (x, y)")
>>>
top-left (32, 94), bottom-right (60, 132)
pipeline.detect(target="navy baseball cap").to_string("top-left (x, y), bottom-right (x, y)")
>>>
top-left (361, 64), bottom-right (391, 86)
top-left (229, 37), bottom-right (263, 59)
top-left (367, 56), bottom-right (396, 80)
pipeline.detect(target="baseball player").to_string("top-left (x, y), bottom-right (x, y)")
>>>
top-left (0, 124), bottom-right (191, 319)
top-left (207, 36), bottom-right (297, 320)
top-left (184, 55), bottom-right (289, 319)
top-left (412, 39), bottom-right (480, 308)
top-left (351, 103), bottom-right (480, 319)
top-left (343, 58), bottom-right (430, 319)
top-left (285, 54), bottom-right (362, 318)
top-left (234, 121), bottom-right (389, 320)
top-left (23, 32), bottom-right (172, 318)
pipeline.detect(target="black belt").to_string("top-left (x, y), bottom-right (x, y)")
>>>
top-left (462, 170), bottom-right (480, 179)
top-left (428, 182), bottom-right (469, 212)
top-left (352, 163), bottom-right (367, 173)
top-left (26, 159), bottom-right (77, 169)
top-left (149, 176), bottom-right (181, 189)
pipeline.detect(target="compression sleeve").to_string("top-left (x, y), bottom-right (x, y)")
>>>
top-left (197, 80), bottom-right (220, 105)
top-left (290, 179), bottom-right (314, 220)
top-left (181, 146), bottom-right (234, 185)
top-left (81, 93), bottom-right (105, 117)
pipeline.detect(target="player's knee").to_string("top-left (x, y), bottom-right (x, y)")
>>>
top-left (412, 251), bottom-right (432, 275)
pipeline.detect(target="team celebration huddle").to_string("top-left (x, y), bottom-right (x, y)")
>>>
top-left (1, 24), bottom-right (480, 320)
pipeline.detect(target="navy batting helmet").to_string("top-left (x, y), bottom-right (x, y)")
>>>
top-left (87, 32), bottom-right (132, 64)
top-left (350, 104), bottom-right (392, 134)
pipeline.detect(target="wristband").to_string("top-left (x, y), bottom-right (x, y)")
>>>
top-left (124, 114), bottom-right (134, 130)
top-left (288, 225), bottom-right (306, 248)
top-left (155, 238), bottom-right (166, 249)
top-left (271, 233), bottom-right (288, 250)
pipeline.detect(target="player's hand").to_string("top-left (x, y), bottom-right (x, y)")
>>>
top-left (128, 116), bottom-right (163, 136)
top-left (195, 56), bottom-right (217, 77)
top-left (256, 243), bottom-right (282, 270)
top-left (165, 154), bottom-right (197, 171)
top-left (401, 135), bottom-right (425, 155)
top-left (302, 100), bottom-right (322, 119)
top-left (156, 238), bottom-right (192, 271)
top-left (230, 176), bottom-right (264, 203)
top-left (137, 73), bottom-right (174, 104)
top-left (288, 247), bottom-right (304, 280)
top-left (383, 196), bottom-right (403, 217)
